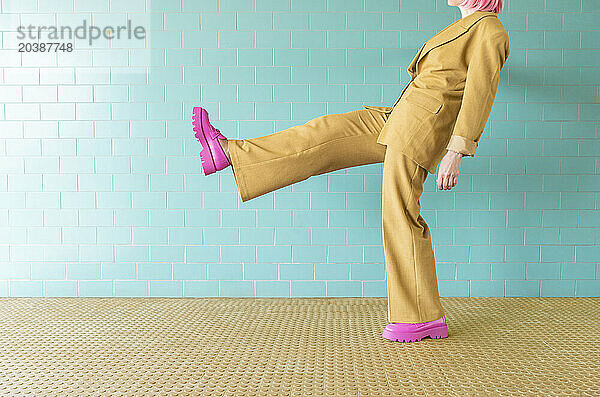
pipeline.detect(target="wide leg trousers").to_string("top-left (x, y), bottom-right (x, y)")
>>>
top-left (227, 108), bottom-right (445, 324)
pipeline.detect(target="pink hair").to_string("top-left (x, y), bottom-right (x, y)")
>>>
top-left (458, 0), bottom-right (505, 14)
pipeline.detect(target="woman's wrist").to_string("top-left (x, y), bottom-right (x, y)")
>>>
top-left (448, 150), bottom-right (465, 158)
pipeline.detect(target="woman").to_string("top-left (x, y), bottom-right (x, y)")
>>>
top-left (192, 0), bottom-right (510, 343)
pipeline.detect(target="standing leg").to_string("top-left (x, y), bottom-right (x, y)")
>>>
top-left (382, 145), bottom-right (445, 323)
top-left (227, 108), bottom-right (388, 202)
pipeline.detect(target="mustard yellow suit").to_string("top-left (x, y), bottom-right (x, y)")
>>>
top-left (227, 11), bottom-right (510, 323)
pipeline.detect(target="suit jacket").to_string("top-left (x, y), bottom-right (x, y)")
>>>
top-left (363, 10), bottom-right (510, 174)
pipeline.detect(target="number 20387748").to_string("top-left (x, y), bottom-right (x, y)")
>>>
top-left (18, 42), bottom-right (73, 52)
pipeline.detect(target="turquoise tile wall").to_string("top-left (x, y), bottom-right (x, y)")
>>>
top-left (0, 0), bottom-right (598, 298)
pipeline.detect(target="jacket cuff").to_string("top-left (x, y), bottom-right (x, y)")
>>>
top-left (446, 135), bottom-right (478, 157)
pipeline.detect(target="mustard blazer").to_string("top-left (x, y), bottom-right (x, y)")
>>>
top-left (363, 10), bottom-right (510, 174)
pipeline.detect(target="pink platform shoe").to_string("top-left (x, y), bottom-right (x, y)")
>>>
top-left (382, 315), bottom-right (448, 342)
top-left (192, 106), bottom-right (231, 175)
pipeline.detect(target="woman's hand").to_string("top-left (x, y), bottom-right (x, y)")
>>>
top-left (436, 150), bottom-right (464, 190)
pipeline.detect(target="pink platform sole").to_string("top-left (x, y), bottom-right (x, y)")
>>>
top-left (192, 107), bottom-right (229, 175)
top-left (382, 315), bottom-right (449, 343)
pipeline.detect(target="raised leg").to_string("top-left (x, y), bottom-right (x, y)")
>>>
top-left (227, 108), bottom-right (388, 202)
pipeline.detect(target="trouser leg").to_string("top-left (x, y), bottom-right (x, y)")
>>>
top-left (227, 107), bottom-right (444, 324)
top-left (382, 145), bottom-right (445, 323)
top-left (227, 108), bottom-right (388, 202)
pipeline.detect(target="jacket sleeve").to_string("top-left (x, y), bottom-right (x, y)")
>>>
top-left (446, 32), bottom-right (510, 157)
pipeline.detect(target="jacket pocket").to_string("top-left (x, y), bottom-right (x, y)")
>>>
top-left (362, 105), bottom-right (393, 113)
top-left (403, 90), bottom-right (443, 114)
top-left (376, 89), bottom-right (445, 170)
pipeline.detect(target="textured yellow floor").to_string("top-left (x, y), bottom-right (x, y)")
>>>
top-left (0, 297), bottom-right (598, 396)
